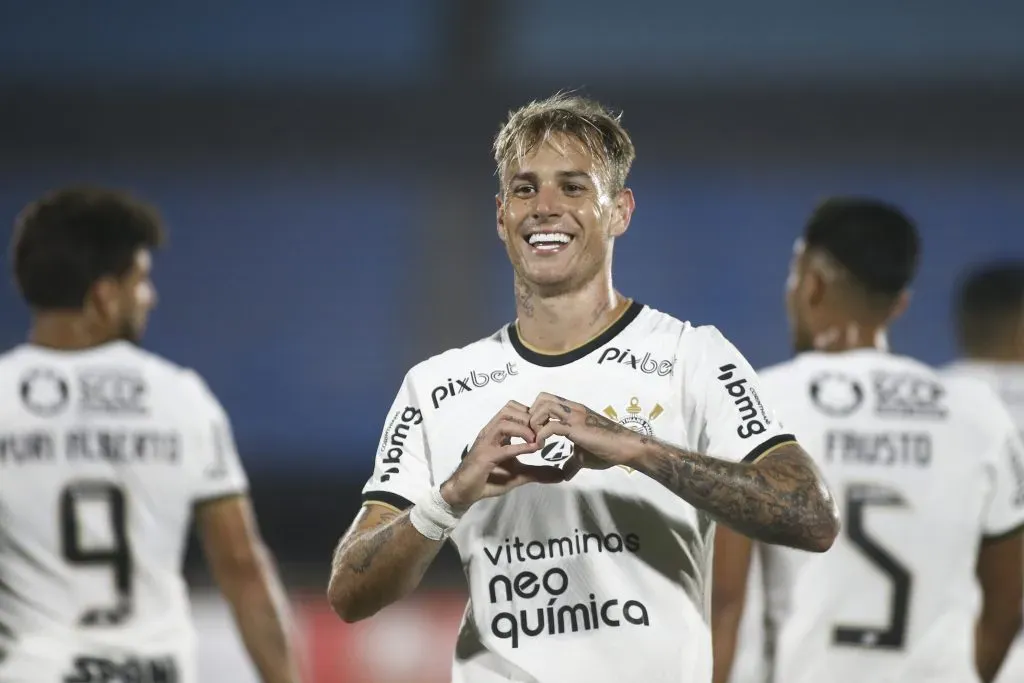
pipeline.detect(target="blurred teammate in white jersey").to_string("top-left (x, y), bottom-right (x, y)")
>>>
top-left (945, 260), bottom-right (1024, 683)
top-left (326, 93), bottom-right (840, 683)
top-left (0, 188), bottom-right (301, 682)
top-left (712, 198), bottom-right (1024, 683)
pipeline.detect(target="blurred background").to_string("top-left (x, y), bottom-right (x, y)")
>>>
top-left (2, 1), bottom-right (1024, 680)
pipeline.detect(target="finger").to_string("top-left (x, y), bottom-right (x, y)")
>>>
top-left (484, 462), bottom-right (562, 491)
top-left (498, 441), bottom-right (543, 459)
top-left (533, 392), bottom-right (575, 411)
top-left (503, 400), bottom-right (531, 414)
top-left (534, 419), bottom-right (572, 445)
top-left (490, 419), bottom-right (537, 449)
top-left (493, 401), bottom-right (530, 427)
top-left (528, 400), bottom-right (565, 433)
top-left (502, 466), bottom-right (568, 489)
top-left (508, 458), bottom-right (567, 480)
top-left (481, 401), bottom-right (530, 435)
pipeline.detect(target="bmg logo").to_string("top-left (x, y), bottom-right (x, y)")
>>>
top-left (717, 364), bottom-right (767, 439)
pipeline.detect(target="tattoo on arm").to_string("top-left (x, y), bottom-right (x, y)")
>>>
top-left (343, 511), bottom-right (399, 574)
top-left (635, 442), bottom-right (838, 551)
top-left (585, 411), bottom-right (617, 429)
top-left (329, 507), bottom-right (446, 622)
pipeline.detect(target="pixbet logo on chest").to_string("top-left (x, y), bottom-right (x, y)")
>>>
top-left (431, 362), bottom-right (519, 409)
top-left (597, 347), bottom-right (674, 376)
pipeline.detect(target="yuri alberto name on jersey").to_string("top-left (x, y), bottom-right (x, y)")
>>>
top-left (0, 428), bottom-right (180, 466)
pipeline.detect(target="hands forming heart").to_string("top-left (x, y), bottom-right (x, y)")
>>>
top-left (439, 392), bottom-right (647, 510)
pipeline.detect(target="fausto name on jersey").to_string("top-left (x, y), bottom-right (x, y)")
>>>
top-left (430, 362), bottom-right (519, 409)
top-left (717, 364), bottom-right (769, 439)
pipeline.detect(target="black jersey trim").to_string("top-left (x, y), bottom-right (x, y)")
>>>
top-left (193, 490), bottom-right (248, 507)
top-left (362, 490), bottom-right (414, 511)
top-left (741, 434), bottom-right (797, 464)
top-left (982, 519), bottom-right (1024, 544)
top-left (507, 300), bottom-right (644, 367)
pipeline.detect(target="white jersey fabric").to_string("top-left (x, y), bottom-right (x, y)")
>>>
top-left (727, 549), bottom-right (770, 683)
top-left (0, 341), bottom-right (248, 683)
top-left (361, 302), bottom-right (795, 683)
top-left (943, 360), bottom-right (1024, 683)
top-left (751, 349), bottom-right (1024, 683)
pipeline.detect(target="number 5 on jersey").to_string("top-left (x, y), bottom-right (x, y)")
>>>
top-left (833, 483), bottom-right (912, 650)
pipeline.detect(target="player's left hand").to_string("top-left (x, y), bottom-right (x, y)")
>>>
top-left (528, 392), bottom-right (645, 478)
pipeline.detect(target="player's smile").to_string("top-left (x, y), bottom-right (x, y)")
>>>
top-left (524, 229), bottom-right (575, 255)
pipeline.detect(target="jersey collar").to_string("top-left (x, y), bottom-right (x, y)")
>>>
top-left (507, 300), bottom-right (644, 367)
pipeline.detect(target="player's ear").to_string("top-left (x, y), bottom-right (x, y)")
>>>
top-left (804, 268), bottom-right (828, 308)
top-left (496, 193), bottom-right (508, 244)
top-left (886, 289), bottom-right (912, 324)
top-left (609, 188), bottom-right (634, 238)
top-left (87, 277), bottom-right (122, 322)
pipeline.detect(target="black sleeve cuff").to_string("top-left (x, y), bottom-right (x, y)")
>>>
top-left (362, 490), bottom-right (414, 511)
top-left (742, 434), bottom-right (797, 463)
top-left (193, 489), bottom-right (248, 506)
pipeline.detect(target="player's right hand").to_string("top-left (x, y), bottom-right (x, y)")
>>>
top-left (440, 400), bottom-right (566, 509)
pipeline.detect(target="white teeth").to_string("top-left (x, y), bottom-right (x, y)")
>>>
top-left (528, 232), bottom-right (571, 245)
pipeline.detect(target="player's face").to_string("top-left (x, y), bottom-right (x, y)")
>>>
top-left (114, 249), bottom-right (157, 343)
top-left (496, 134), bottom-right (633, 295)
top-left (786, 239), bottom-right (816, 353)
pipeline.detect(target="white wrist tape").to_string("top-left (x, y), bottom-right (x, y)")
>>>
top-left (410, 487), bottom-right (462, 541)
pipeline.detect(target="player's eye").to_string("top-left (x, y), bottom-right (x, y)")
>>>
top-left (512, 184), bottom-right (535, 197)
top-left (563, 183), bottom-right (585, 194)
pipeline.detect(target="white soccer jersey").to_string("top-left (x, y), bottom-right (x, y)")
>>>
top-left (727, 549), bottom-right (770, 683)
top-left (0, 341), bottom-right (248, 683)
top-left (361, 302), bottom-right (795, 683)
top-left (943, 360), bottom-right (1024, 683)
top-left (754, 349), bottom-right (1024, 683)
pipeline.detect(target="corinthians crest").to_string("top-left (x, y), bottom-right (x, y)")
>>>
top-left (603, 396), bottom-right (663, 436)
top-left (603, 397), bottom-right (663, 473)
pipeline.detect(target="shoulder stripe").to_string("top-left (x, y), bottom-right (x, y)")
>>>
top-left (362, 490), bottom-right (414, 512)
top-left (742, 434), bottom-right (798, 464)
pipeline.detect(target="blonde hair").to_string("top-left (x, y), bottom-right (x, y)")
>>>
top-left (492, 92), bottom-right (636, 194)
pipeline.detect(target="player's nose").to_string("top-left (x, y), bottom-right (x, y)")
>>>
top-left (531, 182), bottom-right (563, 219)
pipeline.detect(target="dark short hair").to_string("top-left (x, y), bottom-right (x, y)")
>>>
top-left (804, 197), bottom-right (920, 307)
top-left (954, 259), bottom-right (1024, 353)
top-left (12, 186), bottom-right (165, 310)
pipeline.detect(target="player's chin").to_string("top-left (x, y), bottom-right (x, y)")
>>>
top-left (518, 249), bottom-right (580, 280)
top-left (519, 263), bottom-right (579, 292)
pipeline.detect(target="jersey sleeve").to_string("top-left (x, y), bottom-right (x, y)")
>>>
top-left (979, 396), bottom-right (1024, 539)
top-left (181, 371), bottom-right (249, 504)
top-left (361, 372), bottom-right (433, 512)
top-left (682, 327), bottom-right (796, 464)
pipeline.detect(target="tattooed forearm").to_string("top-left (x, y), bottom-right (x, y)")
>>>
top-left (633, 441), bottom-right (839, 552)
top-left (341, 511), bottom-right (398, 574)
top-left (585, 410), bottom-right (629, 433)
top-left (328, 509), bottom-right (445, 622)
